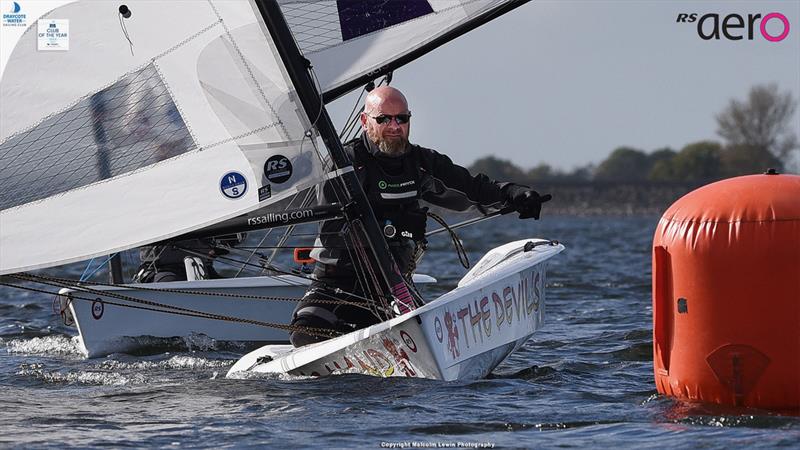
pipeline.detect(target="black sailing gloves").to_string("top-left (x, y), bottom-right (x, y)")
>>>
top-left (503, 184), bottom-right (552, 220)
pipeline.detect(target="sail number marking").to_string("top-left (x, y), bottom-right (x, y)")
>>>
top-left (91, 298), bottom-right (104, 320)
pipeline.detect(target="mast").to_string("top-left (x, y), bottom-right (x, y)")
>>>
top-left (252, 0), bottom-right (413, 311)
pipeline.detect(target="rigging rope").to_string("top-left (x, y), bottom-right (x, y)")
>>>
top-left (345, 222), bottom-right (385, 320)
top-left (172, 245), bottom-right (388, 309)
top-left (176, 247), bottom-right (392, 321)
top-left (79, 253), bottom-right (117, 282)
top-left (9, 272), bottom-right (358, 307)
top-left (339, 87), bottom-right (368, 140)
top-left (338, 74), bottom-right (392, 143)
top-left (2, 280), bottom-right (339, 339)
top-left (349, 219), bottom-right (394, 320)
top-left (426, 211), bottom-right (471, 270)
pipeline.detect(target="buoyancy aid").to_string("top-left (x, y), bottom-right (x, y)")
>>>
top-left (354, 143), bottom-right (428, 242)
top-left (347, 141), bottom-right (428, 277)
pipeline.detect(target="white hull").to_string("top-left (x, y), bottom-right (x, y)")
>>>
top-left (59, 273), bottom-right (436, 358)
top-left (60, 276), bottom-right (304, 357)
top-left (228, 239), bottom-right (564, 381)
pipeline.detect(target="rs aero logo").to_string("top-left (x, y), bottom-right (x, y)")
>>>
top-left (678, 12), bottom-right (790, 42)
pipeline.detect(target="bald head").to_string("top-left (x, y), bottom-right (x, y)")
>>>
top-left (360, 86), bottom-right (412, 155)
top-left (364, 86), bottom-right (409, 115)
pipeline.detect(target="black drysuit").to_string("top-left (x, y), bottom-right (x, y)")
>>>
top-left (289, 134), bottom-right (513, 346)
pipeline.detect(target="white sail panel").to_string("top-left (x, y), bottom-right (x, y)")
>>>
top-left (0, 0), bottom-right (326, 274)
top-left (1, 2), bottom-right (214, 141)
top-left (279, 0), bottom-right (521, 99)
top-left (0, 64), bottom-right (196, 210)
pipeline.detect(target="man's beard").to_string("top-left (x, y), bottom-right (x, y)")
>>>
top-left (367, 128), bottom-right (408, 155)
top-left (377, 136), bottom-right (408, 155)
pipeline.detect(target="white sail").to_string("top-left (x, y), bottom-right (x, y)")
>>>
top-left (0, 1), bottom-right (325, 274)
top-left (280, 0), bottom-right (525, 101)
top-left (0, 0), bottom-right (524, 275)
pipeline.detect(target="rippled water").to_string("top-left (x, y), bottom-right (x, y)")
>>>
top-left (2, 216), bottom-right (798, 448)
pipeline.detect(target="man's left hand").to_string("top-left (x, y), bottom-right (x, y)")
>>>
top-left (506, 186), bottom-right (552, 220)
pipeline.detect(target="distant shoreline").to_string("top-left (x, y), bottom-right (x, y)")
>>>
top-left (528, 181), bottom-right (699, 216)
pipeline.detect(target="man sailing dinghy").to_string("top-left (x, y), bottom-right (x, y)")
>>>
top-left (0, 0), bottom-right (563, 379)
top-left (288, 86), bottom-right (552, 348)
top-left (226, 1), bottom-right (564, 380)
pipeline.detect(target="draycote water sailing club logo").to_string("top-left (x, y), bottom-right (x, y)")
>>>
top-left (2, 2), bottom-right (26, 27)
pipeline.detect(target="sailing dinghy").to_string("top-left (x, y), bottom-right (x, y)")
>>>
top-left (54, 273), bottom-right (435, 357)
top-left (228, 239), bottom-right (563, 380)
top-left (1, 0), bottom-right (562, 378)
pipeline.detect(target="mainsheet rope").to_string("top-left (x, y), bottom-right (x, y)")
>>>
top-left (426, 211), bottom-right (471, 270)
top-left (173, 245), bottom-right (391, 312)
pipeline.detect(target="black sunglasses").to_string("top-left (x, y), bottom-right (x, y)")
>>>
top-left (368, 113), bottom-right (411, 125)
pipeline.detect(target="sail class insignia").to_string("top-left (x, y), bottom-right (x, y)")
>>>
top-left (219, 171), bottom-right (247, 199)
top-left (264, 155), bottom-right (293, 184)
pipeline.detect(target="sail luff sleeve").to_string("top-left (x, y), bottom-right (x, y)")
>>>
top-left (252, 0), bottom-right (411, 307)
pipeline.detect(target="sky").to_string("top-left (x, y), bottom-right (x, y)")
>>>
top-left (3, 0), bottom-right (799, 171)
top-left (329, 0), bottom-right (800, 171)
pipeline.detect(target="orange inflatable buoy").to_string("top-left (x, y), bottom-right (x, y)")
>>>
top-left (652, 171), bottom-right (800, 411)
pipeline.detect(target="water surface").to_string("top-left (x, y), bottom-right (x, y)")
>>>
top-left (2, 216), bottom-right (798, 448)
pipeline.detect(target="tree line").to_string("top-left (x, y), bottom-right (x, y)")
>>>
top-left (470, 84), bottom-right (798, 184)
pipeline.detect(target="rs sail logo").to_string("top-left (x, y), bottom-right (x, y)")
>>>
top-left (2, 2), bottom-right (26, 27)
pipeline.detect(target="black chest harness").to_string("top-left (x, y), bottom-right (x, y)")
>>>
top-left (353, 144), bottom-right (428, 243)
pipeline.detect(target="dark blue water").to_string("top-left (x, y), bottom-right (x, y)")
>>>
top-left (2, 216), bottom-right (798, 448)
